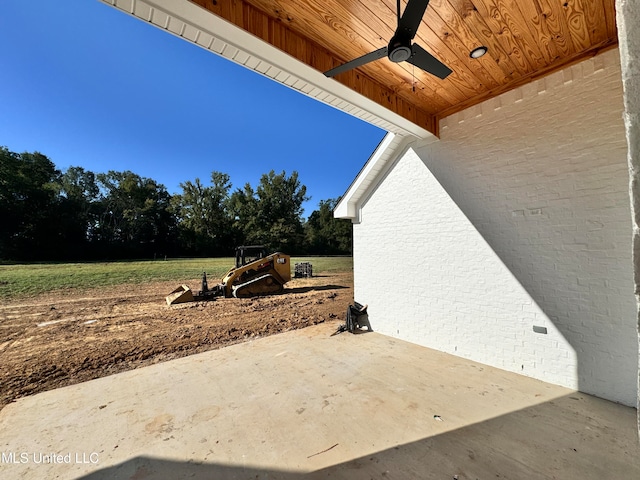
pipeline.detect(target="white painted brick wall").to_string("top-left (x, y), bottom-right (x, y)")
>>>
top-left (353, 49), bottom-right (638, 406)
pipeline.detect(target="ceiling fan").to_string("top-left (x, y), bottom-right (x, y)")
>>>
top-left (324, 0), bottom-right (452, 80)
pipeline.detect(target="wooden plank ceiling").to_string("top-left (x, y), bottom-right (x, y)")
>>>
top-left (190, 0), bottom-right (617, 136)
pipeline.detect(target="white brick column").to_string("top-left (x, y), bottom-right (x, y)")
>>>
top-left (616, 0), bottom-right (640, 435)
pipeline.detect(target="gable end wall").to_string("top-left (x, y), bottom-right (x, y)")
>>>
top-left (353, 49), bottom-right (638, 406)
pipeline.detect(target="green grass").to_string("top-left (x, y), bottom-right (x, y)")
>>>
top-left (0, 256), bottom-right (353, 301)
top-left (290, 256), bottom-right (353, 273)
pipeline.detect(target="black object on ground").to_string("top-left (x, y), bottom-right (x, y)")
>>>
top-left (294, 262), bottom-right (313, 278)
top-left (332, 302), bottom-right (372, 335)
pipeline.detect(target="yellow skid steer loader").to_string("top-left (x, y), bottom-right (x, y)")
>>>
top-left (166, 246), bottom-right (291, 305)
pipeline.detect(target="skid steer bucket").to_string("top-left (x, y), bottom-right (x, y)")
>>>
top-left (166, 285), bottom-right (194, 305)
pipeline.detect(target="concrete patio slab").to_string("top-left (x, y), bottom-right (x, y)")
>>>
top-left (0, 322), bottom-right (638, 479)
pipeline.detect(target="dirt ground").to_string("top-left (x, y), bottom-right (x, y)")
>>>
top-left (0, 273), bottom-right (352, 411)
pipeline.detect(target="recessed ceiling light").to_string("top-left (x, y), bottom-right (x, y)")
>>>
top-left (470, 46), bottom-right (488, 59)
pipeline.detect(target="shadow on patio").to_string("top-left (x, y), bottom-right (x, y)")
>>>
top-left (1, 323), bottom-right (636, 480)
top-left (79, 392), bottom-right (638, 479)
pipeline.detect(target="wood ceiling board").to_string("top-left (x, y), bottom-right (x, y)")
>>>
top-left (562, 0), bottom-right (595, 51)
top-left (446, 0), bottom-right (523, 79)
top-left (469, 1), bottom-right (540, 72)
top-left (357, 10), bottom-right (478, 109)
top-left (435, 37), bottom-right (618, 120)
top-left (513, 0), bottom-right (562, 62)
top-left (185, 0), bottom-right (617, 135)
top-left (602, 0), bottom-right (617, 40)
top-left (246, 0), bottom-right (493, 110)
top-left (247, 0), bottom-right (456, 113)
top-left (532, 0), bottom-right (578, 59)
top-left (582, 0), bottom-right (609, 45)
top-left (412, 9), bottom-right (494, 93)
top-left (427, 0), bottom-right (509, 86)
top-left (264, 0), bottom-right (475, 111)
top-left (190, 0), bottom-right (439, 133)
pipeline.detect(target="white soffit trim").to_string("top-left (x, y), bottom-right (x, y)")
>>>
top-left (99, 0), bottom-right (436, 140)
top-left (334, 132), bottom-right (409, 219)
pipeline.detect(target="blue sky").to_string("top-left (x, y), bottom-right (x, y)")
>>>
top-left (0, 0), bottom-right (385, 216)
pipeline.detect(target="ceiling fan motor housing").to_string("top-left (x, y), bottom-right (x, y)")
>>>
top-left (324, 0), bottom-right (452, 79)
top-left (388, 35), bottom-right (412, 63)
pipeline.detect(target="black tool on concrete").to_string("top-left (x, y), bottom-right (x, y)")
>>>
top-left (331, 302), bottom-right (371, 335)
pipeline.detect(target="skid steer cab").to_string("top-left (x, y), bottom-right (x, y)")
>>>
top-left (166, 246), bottom-right (291, 305)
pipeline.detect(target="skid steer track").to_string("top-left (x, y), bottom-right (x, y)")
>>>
top-left (232, 274), bottom-right (284, 298)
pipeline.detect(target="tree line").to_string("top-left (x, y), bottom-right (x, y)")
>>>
top-left (0, 146), bottom-right (352, 261)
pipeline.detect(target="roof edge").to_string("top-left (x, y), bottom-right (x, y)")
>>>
top-left (100, 0), bottom-right (437, 140)
top-left (334, 132), bottom-right (405, 220)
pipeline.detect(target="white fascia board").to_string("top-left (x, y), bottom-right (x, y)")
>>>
top-left (99, 0), bottom-right (437, 140)
top-left (334, 133), bottom-right (441, 220)
top-left (334, 132), bottom-right (403, 219)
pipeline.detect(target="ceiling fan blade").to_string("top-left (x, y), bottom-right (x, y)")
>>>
top-left (407, 43), bottom-right (452, 79)
top-left (324, 46), bottom-right (388, 77)
top-left (398, 0), bottom-right (430, 40)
